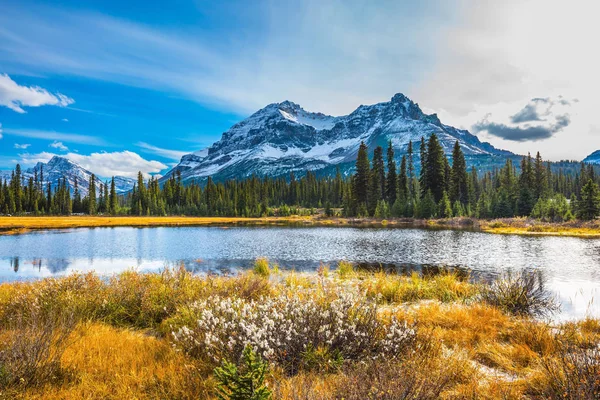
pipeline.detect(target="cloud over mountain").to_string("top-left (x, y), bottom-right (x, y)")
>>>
top-left (472, 97), bottom-right (573, 142)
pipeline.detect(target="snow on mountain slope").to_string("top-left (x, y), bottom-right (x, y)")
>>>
top-left (0, 156), bottom-right (136, 195)
top-left (583, 150), bottom-right (600, 165)
top-left (162, 93), bottom-right (513, 183)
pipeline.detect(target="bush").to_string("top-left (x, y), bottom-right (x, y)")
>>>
top-left (336, 260), bottom-right (354, 279)
top-left (0, 304), bottom-right (76, 389)
top-left (214, 345), bottom-right (272, 400)
top-left (481, 270), bottom-right (559, 317)
top-left (537, 339), bottom-right (600, 399)
top-left (333, 342), bottom-right (471, 400)
top-left (171, 289), bottom-right (417, 373)
top-left (253, 258), bottom-right (271, 278)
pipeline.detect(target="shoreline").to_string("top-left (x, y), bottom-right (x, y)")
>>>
top-left (0, 215), bottom-right (599, 237)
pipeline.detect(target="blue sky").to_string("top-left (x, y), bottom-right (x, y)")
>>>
top-left (0, 0), bottom-right (598, 178)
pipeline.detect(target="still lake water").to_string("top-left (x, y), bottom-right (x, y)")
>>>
top-left (1, 226), bottom-right (599, 320)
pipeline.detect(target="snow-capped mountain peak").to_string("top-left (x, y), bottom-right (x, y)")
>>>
top-left (161, 93), bottom-right (513, 183)
top-left (1, 156), bottom-right (136, 195)
top-left (583, 150), bottom-right (600, 165)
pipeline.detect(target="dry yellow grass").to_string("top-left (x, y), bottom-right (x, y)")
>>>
top-left (1, 268), bottom-right (599, 399)
top-left (2, 215), bottom-right (599, 237)
top-left (18, 322), bottom-right (210, 400)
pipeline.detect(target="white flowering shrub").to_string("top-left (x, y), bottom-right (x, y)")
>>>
top-left (171, 289), bottom-right (416, 372)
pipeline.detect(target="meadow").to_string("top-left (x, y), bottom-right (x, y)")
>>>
top-left (1, 215), bottom-right (600, 238)
top-left (0, 261), bottom-right (598, 399)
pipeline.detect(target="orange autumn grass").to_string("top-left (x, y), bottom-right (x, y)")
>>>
top-left (1, 264), bottom-right (599, 399)
top-left (2, 215), bottom-right (600, 237)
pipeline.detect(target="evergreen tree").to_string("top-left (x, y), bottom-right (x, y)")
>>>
top-left (109, 177), bottom-right (118, 214)
top-left (450, 141), bottom-right (469, 205)
top-left (368, 146), bottom-right (385, 215)
top-left (385, 141), bottom-right (397, 204)
top-left (438, 191), bottom-right (453, 218)
top-left (576, 179), bottom-right (600, 220)
top-left (352, 142), bottom-right (370, 210)
top-left (421, 134), bottom-right (446, 202)
top-left (88, 174), bottom-right (97, 215)
top-left (407, 140), bottom-right (415, 197)
top-left (397, 155), bottom-right (408, 201)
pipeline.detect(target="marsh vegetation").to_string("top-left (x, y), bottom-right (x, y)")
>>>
top-left (0, 262), bottom-right (598, 399)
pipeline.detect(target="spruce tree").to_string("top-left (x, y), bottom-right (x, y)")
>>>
top-left (88, 174), bottom-right (97, 215)
top-left (438, 191), bottom-right (453, 218)
top-left (576, 179), bottom-right (600, 220)
top-left (407, 140), bottom-right (415, 197)
top-left (368, 146), bottom-right (385, 215)
top-left (385, 141), bottom-right (397, 204)
top-left (398, 155), bottom-right (408, 200)
top-left (352, 142), bottom-right (370, 210)
top-left (421, 134), bottom-right (446, 202)
top-left (109, 177), bottom-right (118, 215)
top-left (450, 141), bottom-right (469, 205)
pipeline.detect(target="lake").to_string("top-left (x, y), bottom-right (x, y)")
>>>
top-left (1, 226), bottom-right (599, 320)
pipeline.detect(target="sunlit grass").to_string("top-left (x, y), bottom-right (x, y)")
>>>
top-left (0, 267), bottom-right (598, 399)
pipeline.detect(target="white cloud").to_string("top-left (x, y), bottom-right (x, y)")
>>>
top-left (49, 140), bottom-right (68, 151)
top-left (14, 143), bottom-right (31, 149)
top-left (2, 127), bottom-right (104, 145)
top-left (61, 118), bottom-right (69, 122)
top-left (66, 151), bottom-right (167, 179)
top-left (0, 123), bottom-right (3, 139)
top-left (136, 142), bottom-right (188, 160)
top-left (18, 151), bottom-right (167, 179)
top-left (0, 74), bottom-right (74, 113)
top-left (18, 151), bottom-right (56, 166)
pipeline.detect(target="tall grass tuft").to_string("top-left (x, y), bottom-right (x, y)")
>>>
top-left (336, 261), bottom-right (355, 279)
top-left (481, 270), bottom-right (559, 318)
top-left (0, 304), bottom-right (76, 389)
top-left (537, 338), bottom-right (600, 398)
top-left (253, 258), bottom-right (271, 278)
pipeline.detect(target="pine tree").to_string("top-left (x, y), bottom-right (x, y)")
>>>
top-left (421, 134), bottom-right (446, 202)
top-left (438, 191), bottom-right (453, 218)
top-left (397, 155), bottom-right (408, 200)
top-left (368, 146), bottom-right (385, 215)
top-left (109, 177), bottom-right (118, 215)
top-left (385, 141), bottom-right (397, 204)
top-left (533, 152), bottom-right (548, 200)
top-left (576, 179), bottom-right (600, 220)
top-left (450, 141), bottom-right (469, 205)
top-left (407, 140), bottom-right (415, 197)
top-left (352, 142), bottom-right (370, 210)
top-left (88, 174), bottom-right (97, 215)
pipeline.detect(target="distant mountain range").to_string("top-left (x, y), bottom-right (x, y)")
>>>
top-left (583, 150), bottom-right (600, 165)
top-left (160, 93), bottom-right (513, 183)
top-left (1, 94), bottom-right (598, 189)
top-left (0, 156), bottom-right (136, 196)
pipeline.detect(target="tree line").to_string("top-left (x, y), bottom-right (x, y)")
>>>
top-left (1, 134), bottom-right (599, 220)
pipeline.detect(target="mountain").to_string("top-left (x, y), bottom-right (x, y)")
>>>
top-left (0, 156), bottom-right (136, 195)
top-left (583, 150), bottom-right (600, 165)
top-left (162, 93), bottom-right (512, 183)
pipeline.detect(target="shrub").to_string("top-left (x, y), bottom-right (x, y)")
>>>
top-left (333, 342), bottom-right (472, 400)
top-left (336, 260), bottom-right (354, 279)
top-left (537, 339), bottom-right (600, 399)
top-left (171, 289), bottom-right (416, 373)
top-left (253, 258), bottom-right (271, 278)
top-left (481, 270), bottom-right (559, 317)
top-left (214, 345), bottom-right (272, 400)
top-left (0, 304), bottom-right (76, 389)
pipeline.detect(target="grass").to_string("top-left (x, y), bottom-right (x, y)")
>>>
top-left (2, 215), bottom-right (599, 237)
top-left (0, 265), bottom-right (598, 399)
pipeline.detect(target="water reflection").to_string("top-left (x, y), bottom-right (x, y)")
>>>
top-left (1, 226), bottom-right (600, 320)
